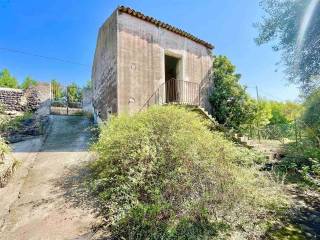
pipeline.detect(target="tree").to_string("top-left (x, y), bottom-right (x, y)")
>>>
top-left (51, 79), bottom-right (63, 100)
top-left (209, 56), bottom-right (256, 129)
top-left (255, 0), bottom-right (320, 94)
top-left (21, 76), bottom-right (38, 89)
top-left (302, 88), bottom-right (320, 146)
top-left (252, 99), bottom-right (272, 127)
top-left (0, 69), bottom-right (18, 88)
top-left (84, 79), bottom-right (92, 90)
top-left (67, 83), bottom-right (82, 103)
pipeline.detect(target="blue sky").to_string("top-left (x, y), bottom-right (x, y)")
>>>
top-left (0, 0), bottom-right (300, 101)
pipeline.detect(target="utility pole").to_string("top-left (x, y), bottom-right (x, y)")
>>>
top-left (256, 86), bottom-right (261, 143)
top-left (255, 85), bottom-right (259, 102)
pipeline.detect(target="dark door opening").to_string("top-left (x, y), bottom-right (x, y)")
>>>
top-left (165, 55), bottom-right (180, 103)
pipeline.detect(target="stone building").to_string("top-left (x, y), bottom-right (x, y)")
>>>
top-left (92, 6), bottom-right (214, 120)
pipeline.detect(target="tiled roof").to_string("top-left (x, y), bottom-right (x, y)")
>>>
top-left (117, 6), bottom-right (214, 50)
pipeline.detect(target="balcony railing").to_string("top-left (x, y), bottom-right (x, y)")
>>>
top-left (140, 78), bottom-right (200, 111)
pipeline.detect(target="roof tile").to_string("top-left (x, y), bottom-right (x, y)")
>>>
top-left (117, 6), bottom-right (214, 49)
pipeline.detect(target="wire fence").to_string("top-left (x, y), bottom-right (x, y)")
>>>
top-left (240, 120), bottom-right (306, 144)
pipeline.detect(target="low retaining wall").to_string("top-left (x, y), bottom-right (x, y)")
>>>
top-left (0, 88), bottom-right (25, 112)
top-left (50, 106), bottom-right (83, 115)
top-left (0, 83), bottom-right (51, 115)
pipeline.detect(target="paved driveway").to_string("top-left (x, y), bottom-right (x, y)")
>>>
top-left (0, 116), bottom-right (97, 240)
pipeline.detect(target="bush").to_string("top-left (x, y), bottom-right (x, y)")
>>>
top-left (0, 136), bottom-right (10, 162)
top-left (278, 140), bottom-right (320, 187)
top-left (0, 112), bottom-right (33, 133)
top-left (90, 106), bottom-right (288, 239)
top-left (302, 88), bottom-right (320, 147)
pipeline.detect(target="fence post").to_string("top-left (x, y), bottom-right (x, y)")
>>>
top-left (66, 86), bottom-right (69, 115)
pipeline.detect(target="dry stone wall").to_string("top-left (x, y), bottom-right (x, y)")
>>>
top-left (0, 84), bottom-right (50, 114)
top-left (0, 88), bottom-right (25, 112)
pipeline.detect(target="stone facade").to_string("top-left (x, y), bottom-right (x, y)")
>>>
top-left (0, 88), bottom-right (25, 112)
top-left (92, 7), bottom-right (214, 120)
top-left (0, 83), bottom-right (51, 115)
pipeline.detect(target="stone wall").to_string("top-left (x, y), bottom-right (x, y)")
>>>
top-left (0, 83), bottom-right (51, 114)
top-left (0, 88), bottom-right (25, 112)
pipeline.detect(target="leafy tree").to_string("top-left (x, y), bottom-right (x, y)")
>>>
top-left (51, 79), bottom-right (63, 100)
top-left (0, 69), bottom-right (18, 88)
top-left (255, 0), bottom-right (320, 94)
top-left (267, 101), bottom-right (302, 124)
top-left (252, 99), bottom-right (272, 127)
top-left (84, 79), bottom-right (92, 90)
top-left (67, 83), bottom-right (82, 102)
top-left (209, 56), bottom-right (256, 129)
top-left (302, 88), bottom-right (320, 146)
top-left (21, 76), bottom-right (38, 89)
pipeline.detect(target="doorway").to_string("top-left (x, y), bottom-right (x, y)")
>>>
top-left (165, 55), bottom-right (181, 103)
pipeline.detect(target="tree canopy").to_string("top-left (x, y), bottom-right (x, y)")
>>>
top-left (0, 69), bottom-right (19, 88)
top-left (255, 0), bottom-right (320, 94)
top-left (209, 56), bottom-right (256, 129)
top-left (21, 76), bottom-right (38, 89)
top-left (67, 83), bottom-right (82, 102)
top-left (302, 88), bottom-right (320, 146)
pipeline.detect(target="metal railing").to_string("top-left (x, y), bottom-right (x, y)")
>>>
top-left (140, 78), bottom-right (200, 111)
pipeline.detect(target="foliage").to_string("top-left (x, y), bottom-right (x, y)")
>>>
top-left (209, 56), bottom-right (256, 129)
top-left (278, 140), bottom-right (320, 187)
top-left (84, 79), bottom-right (92, 90)
top-left (0, 69), bottom-right (19, 89)
top-left (241, 100), bottom-right (302, 141)
top-left (255, 0), bottom-right (320, 94)
top-left (275, 89), bottom-right (320, 187)
top-left (90, 106), bottom-right (288, 239)
top-left (0, 112), bottom-right (33, 133)
top-left (302, 88), bottom-right (320, 146)
top-left (0, 136), bottom-right (10, 162)
top-left (251, 100), bottom-right (272, 127)
top-left (51, 79), bottom-right (63, 100)
top-left (21, 76), bottom-right (38, 89)
top-left (67, 83), bottom-right (82, 103)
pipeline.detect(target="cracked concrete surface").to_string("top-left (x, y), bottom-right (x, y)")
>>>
top-left (0, 115), bottom-right (97, 240)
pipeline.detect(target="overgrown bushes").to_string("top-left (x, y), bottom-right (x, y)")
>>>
top-left (90, 106), bottom-right (288, 239)
top-left (0, 136), bottom-right (10, 162)
top-left (277, 89), bottom-right (320, 187)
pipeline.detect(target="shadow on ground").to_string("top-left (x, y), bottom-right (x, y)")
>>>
top-left (55, 161), bottom-right (113, 240)
top-left (266, 187), bottom-right (320, 239)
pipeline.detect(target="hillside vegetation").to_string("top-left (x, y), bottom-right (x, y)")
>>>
top-left (89, 106), bottom-right (289, 239)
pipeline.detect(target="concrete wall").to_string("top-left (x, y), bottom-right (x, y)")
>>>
top-left (92, 11), bottom-right (213, 119)
top-left (31, 83), bottom-right (51, 117)
top-left (82, 88), bottom-right (94, 114)
top-left (92, 11), bottom-right (118, 120)
top-left (117, 12), bottom-right (213, 114)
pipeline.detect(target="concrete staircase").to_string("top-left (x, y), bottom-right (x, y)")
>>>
top-left (190, 106), bottom-right (284, 161)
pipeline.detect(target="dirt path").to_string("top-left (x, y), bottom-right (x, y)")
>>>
top-left (0, 115), bottom-right (97, 240)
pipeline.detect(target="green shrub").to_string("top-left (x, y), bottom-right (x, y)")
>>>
top-left (302, 88), bottom-right (320, 147)
top-left (90, 106), bottom-right (289, 239)
top-left (0, 136), bottom-right (10, 162)
top-left (0, 112), bottom-right (33, 133)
